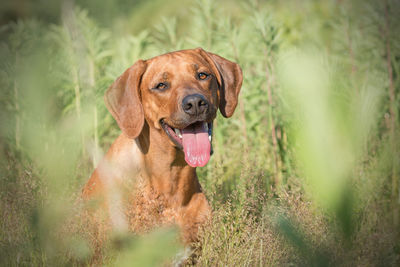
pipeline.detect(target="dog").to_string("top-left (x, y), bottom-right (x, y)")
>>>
top-left (82, 48), bottom-right (243, 245)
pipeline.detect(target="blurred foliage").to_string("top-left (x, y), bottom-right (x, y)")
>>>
top-left (1, 0), bottom-right (400, 265)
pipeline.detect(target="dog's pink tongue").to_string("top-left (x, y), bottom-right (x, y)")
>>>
top-left (182, 122), bottom-right (211, 167)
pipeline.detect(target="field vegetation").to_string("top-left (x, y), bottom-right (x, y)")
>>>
top-left (1, 0), bottom-right (399, 265)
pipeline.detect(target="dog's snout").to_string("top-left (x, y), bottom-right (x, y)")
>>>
top-left (182, 94), bottom-right (209, 116)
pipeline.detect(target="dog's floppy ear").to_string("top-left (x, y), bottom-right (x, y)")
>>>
top-left (104, 60), bottom-right (147, 139)
top-left (198, 48), bottom-right (243, 118)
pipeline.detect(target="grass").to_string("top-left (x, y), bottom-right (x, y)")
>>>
top-left (1, 0), bottom-right (399, 265)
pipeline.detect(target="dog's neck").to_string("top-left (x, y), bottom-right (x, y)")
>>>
top-left (136, 122), bottom-right (202, 206)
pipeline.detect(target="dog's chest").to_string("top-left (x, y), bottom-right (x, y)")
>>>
top-left (124, 179), bottom-right (179, 234)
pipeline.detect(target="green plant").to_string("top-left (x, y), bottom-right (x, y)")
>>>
top-left (0, 0), bottom-right (399, 265)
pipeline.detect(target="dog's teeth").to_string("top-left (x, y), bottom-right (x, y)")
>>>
top-left (174, 128), bottom-right (182, 138)
top-left (204, 122), bottom-right (208, 131)
top-left (208, 135), bottom-right (211, 141)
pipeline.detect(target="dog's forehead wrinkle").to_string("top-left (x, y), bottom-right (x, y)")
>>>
top-left (154, 53), bottom-right (204, 67)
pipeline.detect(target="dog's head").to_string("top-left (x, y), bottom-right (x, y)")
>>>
top-left (105, 48), bottom-right (243, 167)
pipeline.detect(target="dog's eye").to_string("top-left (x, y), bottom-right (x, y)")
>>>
top-left (155, 82), bottom-right (168, 90)
top-left (198, 72), bottom-right (209, 80)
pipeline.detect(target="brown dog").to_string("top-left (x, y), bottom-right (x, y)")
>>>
top-left (82, 48), bottom-right (242, 244)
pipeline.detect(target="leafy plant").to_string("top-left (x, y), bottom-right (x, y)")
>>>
top-left (0, 0), bottom-right (399, 265)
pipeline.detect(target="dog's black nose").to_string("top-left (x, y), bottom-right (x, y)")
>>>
top-left (182, 94), bottom-right (209, 116)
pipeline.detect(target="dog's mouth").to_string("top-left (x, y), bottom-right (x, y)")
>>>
top-left (160, 119), bottom-right (213, 167)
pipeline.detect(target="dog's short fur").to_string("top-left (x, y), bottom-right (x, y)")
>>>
top-left (82, 48), bottom-right (242, 244)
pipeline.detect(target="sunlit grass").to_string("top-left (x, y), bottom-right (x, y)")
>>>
top-left (1, 0), bottom-right (399, 265)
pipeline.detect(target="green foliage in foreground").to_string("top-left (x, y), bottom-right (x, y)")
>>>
top-left (1, 0), bottom-right (399, 265)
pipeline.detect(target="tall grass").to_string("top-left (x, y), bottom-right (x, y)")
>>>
top-left (1, 0), bottom-right (399, 265)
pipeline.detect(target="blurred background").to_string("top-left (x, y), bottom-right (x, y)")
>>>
top-left (0, 0), bottom-right (399, 265)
